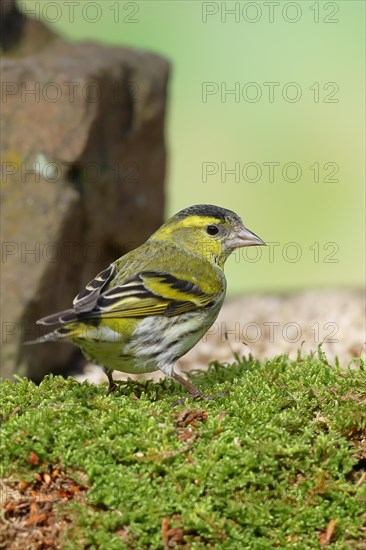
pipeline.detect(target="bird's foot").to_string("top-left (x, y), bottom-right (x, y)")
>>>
top-left (103, 369), bottom-right (129, 395)
top-left (107, 382), bottom-right (118, 395)
top-left (106, 379), bottom-right (136, 395)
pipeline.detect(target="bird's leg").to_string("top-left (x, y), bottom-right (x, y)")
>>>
top-left (103, 367), bottom-right (117, 395)
top-left (172, 372), bottom-right (213, 400)
top-left (103, 368), bottom-right (147, 396)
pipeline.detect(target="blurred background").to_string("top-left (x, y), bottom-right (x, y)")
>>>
top-left (2, 1), bottom-right (365, 381)
top-left (19, 0), bottom-right (365, 294)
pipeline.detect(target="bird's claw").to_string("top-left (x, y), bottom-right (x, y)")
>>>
top-left (107, 383), bottom-right (117, 395)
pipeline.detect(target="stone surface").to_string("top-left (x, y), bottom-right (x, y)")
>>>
top-left (1, 36), bottom-right (169, 380)
top-left (0, 0), bottom-right (61, 55)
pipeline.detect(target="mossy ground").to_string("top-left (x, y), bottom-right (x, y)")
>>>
top-left (1, 352), bottom-right (365, 549)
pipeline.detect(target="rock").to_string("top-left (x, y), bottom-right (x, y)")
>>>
top-left (0, 0), bottom-right (61, 55)
top-left (1, 39), bottom-right (169, 380)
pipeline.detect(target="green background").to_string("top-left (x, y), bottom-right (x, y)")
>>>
top-left (21, 1), bottom-right (365, 294)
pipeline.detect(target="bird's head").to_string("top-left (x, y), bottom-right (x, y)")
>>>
top-left (151, 204), bottom-right (265, 268)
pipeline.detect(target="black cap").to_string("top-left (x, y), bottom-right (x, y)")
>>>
top-left (171, 204), bottom-right (241, 223)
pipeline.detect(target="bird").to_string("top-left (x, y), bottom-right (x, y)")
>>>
top-left (35, 204), bottom-right (265, 398)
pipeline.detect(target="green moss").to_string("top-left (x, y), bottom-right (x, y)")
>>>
top-left (1, 354), bottom-right (365, 549)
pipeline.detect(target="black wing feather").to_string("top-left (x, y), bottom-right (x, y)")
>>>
top-left (73, 264), bottom-right (115, 312)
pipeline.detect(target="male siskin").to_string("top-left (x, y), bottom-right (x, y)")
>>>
top-left (35, 204), bottom-right (265, 397)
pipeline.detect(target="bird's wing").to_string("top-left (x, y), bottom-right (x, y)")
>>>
top-left (37, 264), bottom-right (115, 326)
top-left (37, 271), bottom-right (221, 326)
top-left (93, 271), bottom-right (218, 318)
top-left (73, 264), bottom-right (115, 312)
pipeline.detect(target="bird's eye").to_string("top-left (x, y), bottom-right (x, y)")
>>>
top-left (206, 225), bottom-right (219, 236)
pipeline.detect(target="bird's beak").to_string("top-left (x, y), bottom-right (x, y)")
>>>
top-left (227, 225), bottom-right (266, 249)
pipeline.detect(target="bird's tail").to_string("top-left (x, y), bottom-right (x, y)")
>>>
top-left (24, 326), bottom-right (74, 345)
top-left (23, 306), bottom-right (82, 345)
top-left (37, 308), bottom-right (78, 326)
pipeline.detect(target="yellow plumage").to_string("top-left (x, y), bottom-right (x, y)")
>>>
top-left (35, 204), bottom-right (264, 397)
